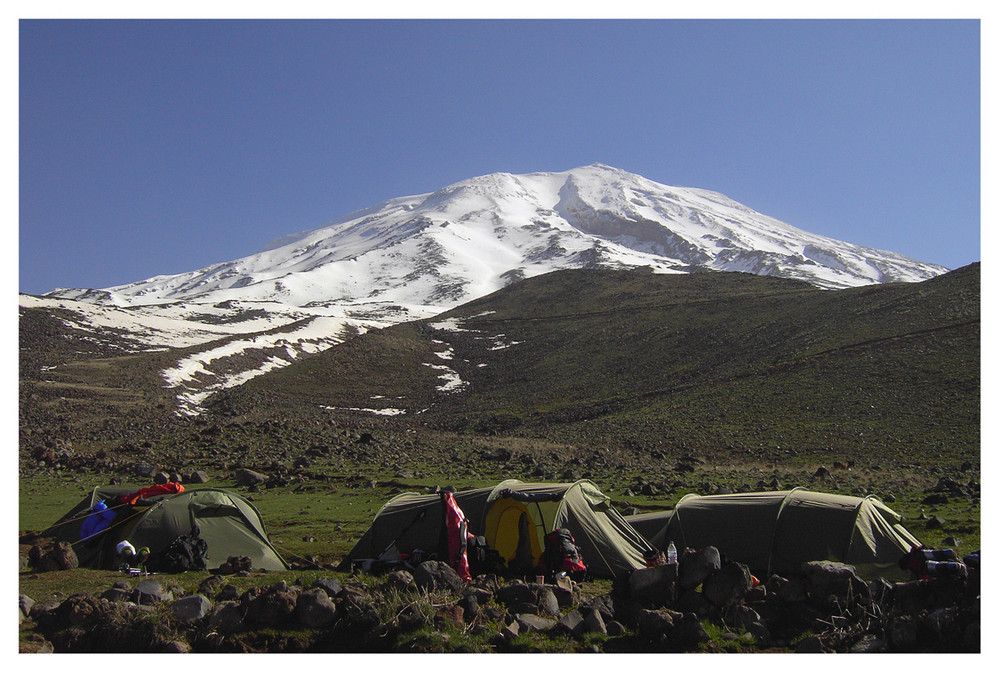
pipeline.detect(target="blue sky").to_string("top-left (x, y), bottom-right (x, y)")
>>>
top-left (18, 19), bottom-right (981, 294)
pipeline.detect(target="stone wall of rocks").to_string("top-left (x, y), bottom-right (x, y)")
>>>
top-left (18, 548), bottom-right (980, 653)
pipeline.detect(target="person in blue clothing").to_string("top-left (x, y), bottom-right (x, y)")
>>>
top-left (79, 500), bottom-right (116, 541)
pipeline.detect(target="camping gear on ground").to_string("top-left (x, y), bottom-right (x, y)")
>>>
top-left (644, 549), bottom-right (667, 567)
top-left (542, 528), bottom-right (587, 580)
top-left (46, 486), bottom-right (288, 571)
top-left (899, 545), bottom-right (967, 580)
top-left (343, 479), bottom-right (656, 578)
top-left (467, 535), bottom-right (505, 576)
top-left (625, 488), bottom-right (923, 581)
top-left (154, 525), bottom-right (209, 572)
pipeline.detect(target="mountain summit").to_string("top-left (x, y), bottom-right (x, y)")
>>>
top-left (25, 164), bottom-right (953, 416)
top-left (48, 164), bottom-right (946, 315)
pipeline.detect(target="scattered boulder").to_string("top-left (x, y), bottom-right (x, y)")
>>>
top-left (669, 612), bottom-right (712, 650)
top-left (216, 584), bottom-right (240, 602)
top-left (558, 609), bottom-right (585, 637)
top-left (515, 613), bottom-right (556, 633)
top-left (208, 601), bottom-right (244, 633)
top-left (678, 545), bottom-right (721, 590)
top-left (800, 561), bottom-right (867, 608)
top-left (247, 581), bottom-right (298, 626)
top-left (153, 471), bottom-right (170, 485)
top-left (171, 594), bottom-right (212, 625)
top-left (294, 588), bottom-right (337, 629)
top-left (926, 516), bottom-right (947, 529)
top-left (386, 570), bottom-right (416, 591)
top-left (55, 594), bottom-right (102, 628)
top-left (628, 564), bottom-right (677, 607)
top-left (582, 606), bottom-right (607, 635)
top-left (135, 579), bottom-right (172, 604)
top-left (635, 608), bottom-right (678, 636)
top-left (313, 577), bottom-right (343, 598)
top-left (198, 575), bottom-right (224, 596)
top-left (30, 541), bottom-right (79, 572)
top-left (234, 468), bottom-right (267, 487)
top-left (186, 470), bottom-right (210, 484)
top-left (132, 462), bottom-right (156, 478)
top-left (702, 561), bottom-right (752, 607)
top-left (457, 593), bottom-right (480, 620)
top-left (413, 561), bottom-right (464, 592)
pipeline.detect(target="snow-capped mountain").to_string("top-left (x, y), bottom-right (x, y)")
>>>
top-left (48, 163), bottom-right (946, 310)
top-left (26, 164), bottom-right (948, 415)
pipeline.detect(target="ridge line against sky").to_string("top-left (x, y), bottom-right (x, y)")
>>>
top-left (15, 12), bottom-right (986, 297)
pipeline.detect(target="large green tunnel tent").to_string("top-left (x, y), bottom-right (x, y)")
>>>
top-left (342, 479), bottom-right (655, 578)
top-left (625, 488), bottom-right (922, 580)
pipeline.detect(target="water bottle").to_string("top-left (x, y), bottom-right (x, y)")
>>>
top-left (667, 541), bottom-right (678, 565)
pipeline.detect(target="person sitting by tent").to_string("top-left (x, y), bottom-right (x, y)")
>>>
top-left (80, 500), bottom-right (116, 542)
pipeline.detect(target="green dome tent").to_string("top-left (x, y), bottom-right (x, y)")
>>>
top-left (342, 479), bottom-right (655, 578)
top-left (47, 486), bottom-right (288, 571)
top-left (625, 488), bottom-right (922, 580)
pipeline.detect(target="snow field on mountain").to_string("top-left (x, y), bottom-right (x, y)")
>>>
top-left (161, 316), bottom-right (366, 416)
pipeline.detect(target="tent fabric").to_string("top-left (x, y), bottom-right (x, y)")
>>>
top-left (47, 486), bottom-right (288, 571)
top-left (338, 486), bottom-right (500, 569)
top-left (343, 479), bottom-right (655, 578)
top-left (626, 488), bottom-right (921, 580)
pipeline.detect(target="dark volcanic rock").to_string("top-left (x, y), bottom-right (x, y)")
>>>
top-left (702, 561), bottom-right (752, 607)
top-left (628, 564), bottom-right (677, 607)
top-left (171, 594), bottom-right (212, 625)
top-left (248, 581), bottom-right (298, 626)
top-left (295, 588), bottom-right (337, 629)
top-left (413, 560), bottom-right (464, 592)
top-left (234, 468), bottom-right (267, 486)
top-left (800, 560), bottom-right (868, 608)
top-left (679, 546), bottom-right (721, 590)
top-left (209, 601), bottom-right (243, 633)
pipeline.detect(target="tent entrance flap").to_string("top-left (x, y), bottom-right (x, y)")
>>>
top-left (484, 497), bottom-right (561, 570)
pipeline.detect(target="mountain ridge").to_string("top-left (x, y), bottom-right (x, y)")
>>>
top-left (44, 164), bottom-right (947, 312)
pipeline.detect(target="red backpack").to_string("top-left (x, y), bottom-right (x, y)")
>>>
top-left (543, 528), bottom-right (587, 580)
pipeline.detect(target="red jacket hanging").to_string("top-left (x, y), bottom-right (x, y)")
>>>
top-left (442, 492), bottom-right (472, 582)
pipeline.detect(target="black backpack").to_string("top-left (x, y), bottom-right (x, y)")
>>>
top-left (156, 527), bottom-right (208, 572)
top-left (467, 535), bottom-right (504, 576)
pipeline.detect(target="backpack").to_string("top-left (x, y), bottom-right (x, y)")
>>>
top-left (156, 527), bottom-right (208, 572)
top-left (467, 535), bottom-right (504, 576)
top-left (543, 528), bottom-right (587, 580)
